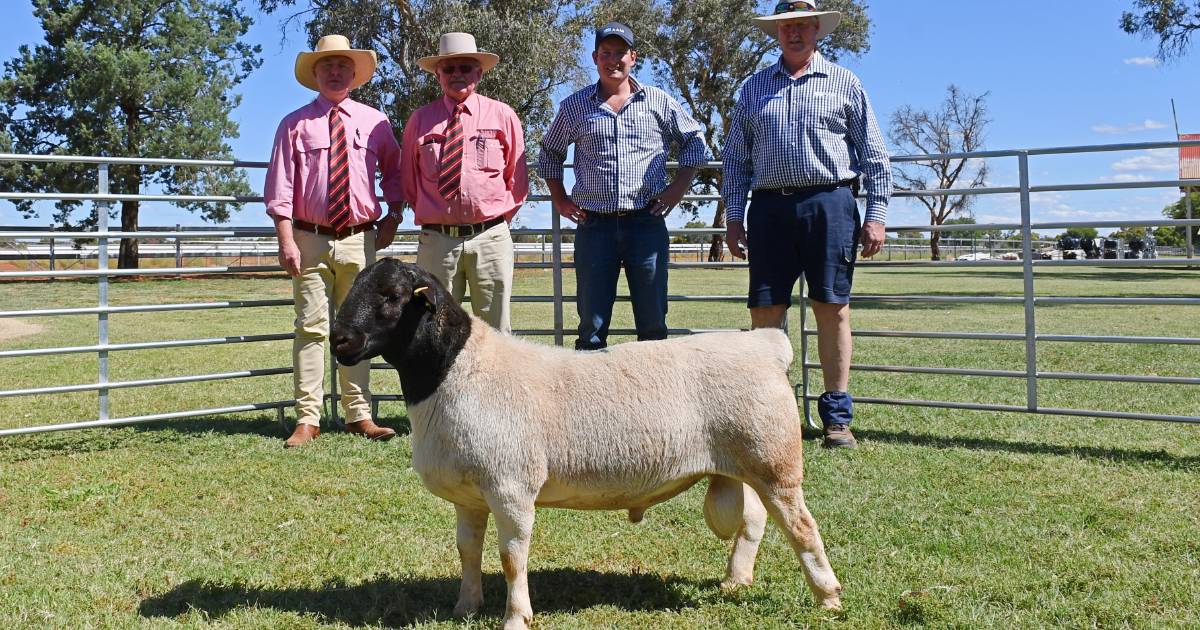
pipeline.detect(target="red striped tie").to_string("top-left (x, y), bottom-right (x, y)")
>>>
top-left (437, 103), bottom-right (467, 201)
top-left (327, 105), bottom-right (352, 232)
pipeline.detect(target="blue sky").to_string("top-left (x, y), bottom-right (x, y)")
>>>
top-left (1, 1), bottom-right (1196, 233)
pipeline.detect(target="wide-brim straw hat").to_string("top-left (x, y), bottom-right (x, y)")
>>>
top-left (753, 0), bottom-right (842, 40)
top-left (294, 34), bottom-right (378, 91)
top-left (417, 33), bottom-right (500, 74)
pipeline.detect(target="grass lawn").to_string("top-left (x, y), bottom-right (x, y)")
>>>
top-left (1, 262), bottom-right (1198, 628)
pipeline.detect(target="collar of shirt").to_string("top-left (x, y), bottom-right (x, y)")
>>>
top-left (771, 52), bottom-right (830, 81)
top-left (439, 92), bottom-right (479, 118)
top-left (314, 94), bottom-right (359, 118)
top-left (586, 76), bottom-right (645, 107)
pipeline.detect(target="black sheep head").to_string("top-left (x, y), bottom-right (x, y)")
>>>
top-left (331, 258), bottom-right (460, 367)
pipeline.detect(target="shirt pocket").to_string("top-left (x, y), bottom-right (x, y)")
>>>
top-left (574, 113), bottom-right (614, 160)
top-left (418, 133), bottom-right (446, 182)
top-left (801, 91), bottom-right (848, 133)
top-left (297, 131), bottom-right (331, 200)
top-left (750, 94), bottom-right (787, 135)
top-left (473, 128), bottom-right (506, 172)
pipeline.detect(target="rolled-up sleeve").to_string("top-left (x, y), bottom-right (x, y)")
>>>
top-left (668, 97), bottom-right (708, 168)
top-left (264, 120), bottom-right (295, 219)
top-left (375, 118), bottom-right (405, 204)
top-left (847, 81), bottom-right (892, 225)
top-left (720, 95), bottom-right (755, 223)
top-left (537, 108), bottom-right (572, 182)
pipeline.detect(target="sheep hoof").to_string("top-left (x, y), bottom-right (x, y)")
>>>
top-left (502, 613), bottom-right (532, 630)
top-left (452, 598), bottom-right (481, 618)
top-left (720, 576), bottom-right (753, 591)
top-left (627, 507), bottom-right (645, 523)
top-left (820, 595), bottom-right (843, 611)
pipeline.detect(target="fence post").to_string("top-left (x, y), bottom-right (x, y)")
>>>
top-left (1187, 186), bottom-right (1194, 259)
top-left (1018, 152), bottom-right (1037, 412)
top-left (48, 222), bottom-right (56, 278)
top-left (175, 223), bottom-right (183, 274)
top-left (96, 164), bottom-right (111, 423)
top-left (551, 211), bottom-right (564, 346)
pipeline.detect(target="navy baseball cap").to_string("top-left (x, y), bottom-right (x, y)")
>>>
top-left (595, 22), bottom-right (635, 49)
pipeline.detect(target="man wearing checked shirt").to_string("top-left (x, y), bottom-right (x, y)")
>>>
top-left (540, 22), bottom-right (708, 350)
top-left (722, 1), bottom-right (892, 449)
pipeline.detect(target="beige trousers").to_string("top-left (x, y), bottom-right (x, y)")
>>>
top-left (292, 228), bottom-right (376, 426)
top-left (416, 221), bottom-right (514, 333)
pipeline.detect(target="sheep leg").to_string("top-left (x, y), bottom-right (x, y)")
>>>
top-left (488, 498), bottom-right (536, 630)
top-left (452, 504), bottom-right (489, 617)
top-left (722, 483), bottom-right (768, 590)
top-left (760, 484), bottom-right (843, 609)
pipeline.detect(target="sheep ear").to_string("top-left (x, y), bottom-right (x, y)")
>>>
top-left (412, 285), bottom-right (437, 313)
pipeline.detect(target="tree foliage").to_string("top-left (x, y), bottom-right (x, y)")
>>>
top-left (1159, 190), bottom-right (1200, 246)
top-left (0, 0), bottom-right (261, 268)
top-left (259, 0), bottom-right (592, 146)
top-left (1121, 0), bottom-right (1200, 60)
top-left (887, 85), bottom-right (990, 260)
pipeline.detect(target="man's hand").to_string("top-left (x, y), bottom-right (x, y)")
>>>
top-left (375, 213), bottom-right (400, 250)
top-left (860, 220), bottom-right (886, 258)
top-left (278, 239), bottom-right (301, 277)
top-left (650, 176), bottom-right (691, 216)
top-left (553, 197), bottom-right (587, 224)
top-left (726, 220), bottom-right (748, 259)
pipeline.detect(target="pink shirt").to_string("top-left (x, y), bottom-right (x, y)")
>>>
top-left (400, 92), bottom-right (528, 225)
top-left (265, 96), bottom-right (403, 225)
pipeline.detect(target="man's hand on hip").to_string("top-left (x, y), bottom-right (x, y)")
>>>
top-left (726, 221), bottom-right (748, 259)
top-left (553, 197), bottom-right (587, 224)
top-left (860, 220), bottom-right (886, 258)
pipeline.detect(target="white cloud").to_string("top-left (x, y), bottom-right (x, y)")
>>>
top-left (1098, 173), bottom-right (1153, 183)
top-left (1091, 119), bottom-right (1168, 134)
top-left (1123, 56), bottom-right (1159, 66)
top-left (1111, 149), bottom-right (1176, 173)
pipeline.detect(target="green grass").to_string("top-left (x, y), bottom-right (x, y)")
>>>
top-left (1, 264), bottom-right (1198, 628)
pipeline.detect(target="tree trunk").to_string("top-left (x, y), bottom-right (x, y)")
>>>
top-left (119, 199), bottom-right (139, 269)
top-left (930, 230), bottom-right (942, 261)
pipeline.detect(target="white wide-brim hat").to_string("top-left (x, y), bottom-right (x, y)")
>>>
top-left (753, 0), bottom-right (842, 40)
top-left (417, 33), bottom-right (500, 74)
top-left (294, 34), bottom-right (378, 91)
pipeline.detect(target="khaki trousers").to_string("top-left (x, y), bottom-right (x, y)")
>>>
top-left (292, 228), bottom-right (376, 426)
top-left (416, 221), bottom-right (514, 333)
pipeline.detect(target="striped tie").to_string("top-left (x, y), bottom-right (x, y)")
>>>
top-left (437, 103), bottom-right (467, 201)
top-left (327, 105), bottom-right (352, 232)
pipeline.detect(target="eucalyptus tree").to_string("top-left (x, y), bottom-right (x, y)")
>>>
top-left (1121, 0), bottom-right (1200, 60)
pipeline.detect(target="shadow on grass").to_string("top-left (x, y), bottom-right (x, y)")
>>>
top-left (139, 569), bottom-right (706, 627)
top-left (857, 428), bottom-right (1200, 471)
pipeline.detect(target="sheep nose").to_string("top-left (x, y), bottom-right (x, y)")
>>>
top-left (330, 328), bottom-right (363, 356)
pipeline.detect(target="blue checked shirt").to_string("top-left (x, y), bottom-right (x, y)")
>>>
top-left (721, 54), bottom-right (892, 225)
top-left (538, 78), bottom-right (709, 213)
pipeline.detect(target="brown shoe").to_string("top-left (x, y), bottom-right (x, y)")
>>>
top-left (823, 424), bottom-right (858, 449)
top-left (345, 418), bottom-right (396, 441)
top-left (284, 423), bottom-right (320, 448)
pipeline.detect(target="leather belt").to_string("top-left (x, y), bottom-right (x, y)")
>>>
top-left (755, 179), bottom-right (857, 196)
top-left (292, 218), bottom-right (375, 240)
top-left (422, 216), bottom-right (505, 238)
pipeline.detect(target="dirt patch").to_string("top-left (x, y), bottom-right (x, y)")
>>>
top-left (0, 319), bottom-right (44, 342)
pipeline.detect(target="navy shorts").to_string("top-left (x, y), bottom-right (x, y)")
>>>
top-left (746, 185), bottom-right (861, 306)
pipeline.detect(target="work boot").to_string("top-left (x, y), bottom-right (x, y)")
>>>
top-left (345, 418), bottom-right (396, 441)
top-left (822, 423), bottom-right (858, 449)
top-left (284, 423), bottom-right (320, 448)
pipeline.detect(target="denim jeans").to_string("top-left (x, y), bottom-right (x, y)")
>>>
top-left (573, 212), bottom-right (669, 350)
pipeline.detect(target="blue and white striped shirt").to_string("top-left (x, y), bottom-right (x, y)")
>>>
top-left (721, 54), bottom-right (892, 225)
top-left (538, 78), bottom-right (709, 213)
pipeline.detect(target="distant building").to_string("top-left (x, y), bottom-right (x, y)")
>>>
top-left (1181, 133), bottom-right (1200, 188)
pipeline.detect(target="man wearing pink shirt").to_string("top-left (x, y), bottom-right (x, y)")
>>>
top-left (401, 33), bottom-right (528, 333)
top-left (265, 35), bottom-right (402, 447)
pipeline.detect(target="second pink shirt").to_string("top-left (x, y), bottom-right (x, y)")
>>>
top-left (400, 93), bottom-right (529, 225)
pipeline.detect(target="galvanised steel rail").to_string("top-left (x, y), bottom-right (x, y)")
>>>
top-left (1, 140), bottom-right (1199, 436)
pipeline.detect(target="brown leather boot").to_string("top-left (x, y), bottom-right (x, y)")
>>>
top-left (345, 418), bottom-right (396, 441)
top-left (284, 423), bottom-right (320, 448)
top-left (822, 424), bottom-right (858, 449)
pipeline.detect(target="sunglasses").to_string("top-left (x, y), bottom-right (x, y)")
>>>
top-left (438, 63), bottom-right (479, 75)
top-left (773, 1), bottom-right (815, 14)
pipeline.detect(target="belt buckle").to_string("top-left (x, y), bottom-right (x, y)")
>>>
top-left (780, 187), bottom-right (795, 196)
